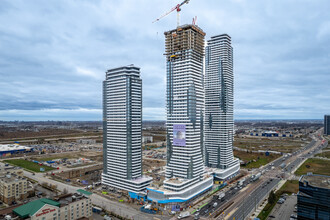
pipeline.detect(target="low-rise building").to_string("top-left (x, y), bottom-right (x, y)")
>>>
top-left (0, 173), bottom-right (28, 204)
top-left (297, 174), bottom-right (330, 220)
top-left (0, 164), bottom-right (24, 177)
top-left (0, 144), bottom-right (33, 157)
top-left (12, 193), bottom-right (92, 220)
top-left (142, 136), bottom-right (153, 144)
top-left (76, 139), bottom-right (96, 145)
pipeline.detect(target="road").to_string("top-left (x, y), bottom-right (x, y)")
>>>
top-left (0, 135), bottom-right (102, 144)
top-left (22, 170), bottom-right (167, 220)
top-left (224, 130), bottom-right (326, 220)
top-left (230, 179), bottom-right (279, 220)
top-left (6, 130), bottom-right (327, 220)
top-left (198, 176), bottom-right (260, 218)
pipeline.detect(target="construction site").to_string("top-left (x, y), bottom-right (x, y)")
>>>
top-left (164, 24), bottom-right (205, 62)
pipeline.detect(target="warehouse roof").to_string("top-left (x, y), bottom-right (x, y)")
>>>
top-left (13, 198), bottom-right (60, 218)
top-left (0, 144), bottom-right (32, 152)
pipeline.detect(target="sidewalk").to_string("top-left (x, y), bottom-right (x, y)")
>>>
top-left (249, 179), bottom-right (286, 218)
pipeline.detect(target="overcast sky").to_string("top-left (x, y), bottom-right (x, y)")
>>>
top-left (0, 0), bottom-right (329, 121)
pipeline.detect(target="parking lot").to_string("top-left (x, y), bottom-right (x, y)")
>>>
top-left (268, 195), bottom-right (297, 220)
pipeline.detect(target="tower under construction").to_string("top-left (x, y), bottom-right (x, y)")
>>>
top-left (147, 25), bottom-right (213, 204)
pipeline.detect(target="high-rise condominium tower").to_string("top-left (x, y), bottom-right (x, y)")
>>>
top-left (102, 65), bottom-right (152, 193)
top-left (163, 24), bottom-right (213, 194)
top-left (325, 115), bottom-right (330, 135)
top-left (204, 34), bottom-right (240, 180)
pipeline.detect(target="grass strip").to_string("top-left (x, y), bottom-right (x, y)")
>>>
top-left (4, 159), bottom-right (55, 172)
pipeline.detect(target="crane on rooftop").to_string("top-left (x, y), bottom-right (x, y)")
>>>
top-left (153, 0), bottom-right (190, 27)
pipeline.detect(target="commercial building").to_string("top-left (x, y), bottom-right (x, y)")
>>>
top-left (0, 144), bottom-right (33, 157)
top-left (142, 136), bottom-right (153, 144)
top-left (12, 193), bottom-right (92, 220)
top-left (147, 24), bottom-right (213, 204)
top-left (204, 34), bottom-right (239, 180)
top-left (297, 174), bottom-right (330, 220)
top-left (101, 65), bottom-right (152, 194)
top-left (0, 172), bottom-right (28, 204)
top-left (76, 139), bottom-right (96, 145)
top-left (324, 115), bottom-right (330, 135)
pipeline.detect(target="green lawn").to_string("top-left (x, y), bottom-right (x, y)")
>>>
top-left (277, 180), bottom-right (299, 195)
top-left (245, 158), bottom-right (269, 168)
top-left (234, 136), bottom-right (307, 153)
top-left (258, 180), bottom-right (299, 220)
top-left (4, 159), bottom-right (55, 172)
top-left (315, 151), bottom-right (330, 159)
top-left (234, 150), bottom-right (281, 168)
top-left (295, 158), bottom-right (330, 176)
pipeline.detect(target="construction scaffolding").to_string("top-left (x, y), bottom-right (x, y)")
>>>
top-left (164, 24), bottom-right (205, 62)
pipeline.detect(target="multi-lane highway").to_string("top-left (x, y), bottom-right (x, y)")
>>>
top-left (191, 130), bottom-right (327, 220)
top-left (226, 131), bottom-right (327, 220)
top-left (230, 178), bottom-right (280, 220)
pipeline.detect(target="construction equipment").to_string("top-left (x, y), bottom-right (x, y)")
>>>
top-left (153, 0), bottom-right (190, 27)
top-left (192, 16), bottom-right (197, 25)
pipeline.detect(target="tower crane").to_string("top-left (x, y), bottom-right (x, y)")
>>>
top-left (153, 0), bottom-right (190, 27)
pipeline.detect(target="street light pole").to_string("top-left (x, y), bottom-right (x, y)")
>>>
top-left (242, 197), bottom-right (245, 220)
top-left (255, 196), bottom-right (257, 211)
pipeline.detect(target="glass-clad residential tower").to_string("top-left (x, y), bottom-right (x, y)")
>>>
top-left (147, 25), bottom-right (213, 204)
top-left (102, 65), bottom-right (152, 193)
top-left (324, 115), bottom-right (330, 135)
top-left (153, 24), bottom-right (213, 199)
top-left (164, 24), bottom-right (205, 184)
top-left (204, 34), bottom-right (239, 180)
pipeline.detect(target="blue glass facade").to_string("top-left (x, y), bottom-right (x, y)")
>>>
top-left (297, 174), bottom-right (330, 220)
top-left (324, 115), bottom-right (330, 135)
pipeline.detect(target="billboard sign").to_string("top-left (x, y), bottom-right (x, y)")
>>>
top-left (173, 124), bottom-right (186, 146)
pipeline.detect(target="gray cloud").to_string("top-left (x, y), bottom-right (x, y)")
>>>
top-left (0, 0), bottom-right (329, 121)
